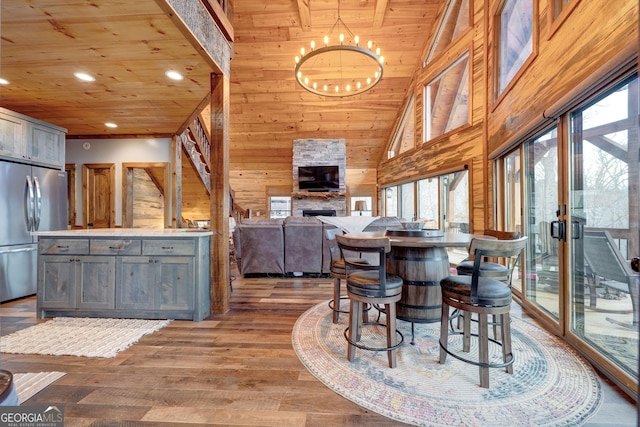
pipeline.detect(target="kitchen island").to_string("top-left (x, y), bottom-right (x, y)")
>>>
top-left (33, 228), bottom-right (212, 321)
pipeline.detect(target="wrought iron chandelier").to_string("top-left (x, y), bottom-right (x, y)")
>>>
top-left (294, 1), bottom-right (384, 97)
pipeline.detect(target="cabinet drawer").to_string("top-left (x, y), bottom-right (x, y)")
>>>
top-left (91, 239), bottom-right (141, 255)
top-left (39, 239), bottom-right (89, 255)
top-left (142, 239), bottom-right (194, 256)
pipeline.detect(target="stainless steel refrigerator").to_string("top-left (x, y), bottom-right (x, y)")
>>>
top-left (0, 160), bottom-right (68, 302)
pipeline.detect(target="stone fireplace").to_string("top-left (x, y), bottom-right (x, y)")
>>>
top-left (292, 139), bottom-right (347, 216)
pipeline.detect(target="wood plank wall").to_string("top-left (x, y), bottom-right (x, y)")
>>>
top-left (487, 0), bottom-right (638, 152)
top-left (226, 0), bottom-right (637, 224)
top-left (377, 0), bottom-right (638, 233)
top-left (229, 165), bottom-right (380, 217)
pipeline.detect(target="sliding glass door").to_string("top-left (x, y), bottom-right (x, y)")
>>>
top-left (501, 73), bottom-right (638, 395)
top-left (523, 128), bottom-right (561, 321)
top-left (568, 76), bottom-right (639, 379)
top-left (503, 150), bottom-right (522, 292)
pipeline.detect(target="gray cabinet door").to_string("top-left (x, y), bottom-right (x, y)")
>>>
top-left (77, 256), bottom-right (115, 309)
top-left (117, 256), bottom-right (193, 312)
top-left (26, 121), bottom-right (65, 167)
top-left (154, 256), bottom-right (193, 311)
top-left (39, 255), bottom-right (115, 310)
top-left (0, 111), bottom-right (25, 159)
top-left (39, 255), bottom-right (77, 308)
top-left (117, 256), bottom-right (155, 310)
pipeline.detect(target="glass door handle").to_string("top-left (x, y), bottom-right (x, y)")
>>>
top-left (550, 220), bottom-right (566, 241)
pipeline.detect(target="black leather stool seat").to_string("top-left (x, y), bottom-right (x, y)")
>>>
top-left (440, 275), bottom-right (512, 307)
top-left (455, 260), bottom-right (509, 277)
top-left (347, 271), bottom-right (403, 298)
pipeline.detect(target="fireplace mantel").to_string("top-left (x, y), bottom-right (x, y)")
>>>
top-left (292, 191), bottom-right (346, 199)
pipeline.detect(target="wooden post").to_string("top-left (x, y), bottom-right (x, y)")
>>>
top-left (210, 72), bottom-right (230, 314)
top-left (172, 135), bottom-right (183, 228)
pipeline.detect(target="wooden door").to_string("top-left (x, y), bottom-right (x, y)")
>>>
top-left (83, 164), bottom-right (115, 228)
top-left (122, 163), bottom-right (169, 228)
top-left (65, 164), bottom-right (76, 227)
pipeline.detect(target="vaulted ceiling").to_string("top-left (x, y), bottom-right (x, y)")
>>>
top-left (1, 0), bottom-right (443, 170)
top-left (230, 0), bottom-right (442, 170)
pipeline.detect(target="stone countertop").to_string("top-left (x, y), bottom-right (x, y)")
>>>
top-left (32, 228), bottom-right (213, 237)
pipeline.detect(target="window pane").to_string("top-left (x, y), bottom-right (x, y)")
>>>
top-left (400, 182), bottom-right (415, 220)
top-left (384, 186), bottom-right (398, 217)
top-left (417, 178), bottom-right (439, 229)
top-left (443, 170), bottom-right (469, 233)
top-left (552, 0), bottom-right (572, 20)
top-left (269, 196), bottom-right (291, 218)
top-left (425, 0), bottom-right (470, 65)
top-left (498, 0), bottom-right (533, 95)
top-left (504, 149), bottom-right (523, 292)
top-left (424, 53), bottom-right (469, 142)
top-left (388, 96), bottom-right (415, 159)
top-left (569, 76), bottom-right (639, 379)
top-left (523, 128), bottom-right (560, 320)
top-left (443, 170), bottom-right (469, 264)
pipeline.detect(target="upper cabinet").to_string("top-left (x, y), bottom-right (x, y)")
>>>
top-left (0, 107), bottom-right (66, 168)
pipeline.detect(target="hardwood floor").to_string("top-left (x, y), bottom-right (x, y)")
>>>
top-left (0, 274), bottom-right (636, 426)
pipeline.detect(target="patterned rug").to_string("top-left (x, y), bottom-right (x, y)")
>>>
top-left (14, 372), bottom-right (66, 404)
top-left (1, 317), bottom-right (171, 358)
top-left (292, 302), bottom-right (603, 427)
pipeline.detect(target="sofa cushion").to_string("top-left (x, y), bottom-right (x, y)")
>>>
top-left (237, 219), bottom-right (285, 275)
top-left (284, 216), bottom-right (323, 273)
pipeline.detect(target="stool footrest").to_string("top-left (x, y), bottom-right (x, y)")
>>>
top-left (439, 331), bottom-right (514, 369)
top-left (328, 296), bottom-right (350, 314)
top-left (344, 322), bottom-right (404, 352)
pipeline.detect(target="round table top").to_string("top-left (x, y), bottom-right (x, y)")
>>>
top-left (344, 231), bottom-right (490, 248)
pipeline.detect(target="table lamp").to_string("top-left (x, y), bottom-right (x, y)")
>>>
top-left (354, 201), bottom-right (367, 216)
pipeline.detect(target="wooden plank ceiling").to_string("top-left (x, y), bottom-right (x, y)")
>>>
top-left (0, 0), bottom-right (214, 137)
top-left (230, 0), bottom-right (442, 169)
top-left (1, 0), bottom-right (443, 170)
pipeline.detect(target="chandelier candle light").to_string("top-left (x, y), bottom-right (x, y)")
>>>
top-left (294, 1), bottom-right (384, 97)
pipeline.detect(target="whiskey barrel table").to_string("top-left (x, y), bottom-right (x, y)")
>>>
top-left (341, 230), bottom-right (489, 343)
top-left (385, 231), bottom-right (476, 324)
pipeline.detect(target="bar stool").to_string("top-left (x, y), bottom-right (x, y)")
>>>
top-left (456, 230), bottom-right (521, 276)
top-left (325, 228), bottom-right (370, 323)
top-left (439, 236), bottom-right (527, 387)
top-left (455, 230), bottom-right (521, 338)
top-left (336, 234), bottom-right (404, 368)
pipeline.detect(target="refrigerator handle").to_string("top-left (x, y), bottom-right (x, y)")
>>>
top-left (33, 176), bottom-right (42, 231)
top-left (25, 175), bottom-right (35, 231)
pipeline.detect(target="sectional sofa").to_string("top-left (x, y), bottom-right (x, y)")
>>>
top-left (233, 216), bottom-right (402, 276)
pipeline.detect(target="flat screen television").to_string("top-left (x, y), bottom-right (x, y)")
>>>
top-left (298, 165), bottom-right (340, 191)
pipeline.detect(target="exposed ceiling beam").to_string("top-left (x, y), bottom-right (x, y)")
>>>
top-left (373, 0), bottom-right (389, 28)
top-left (296, 0), bottom-right (312, 31)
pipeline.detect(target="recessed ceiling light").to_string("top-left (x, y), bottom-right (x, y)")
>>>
top-left (74, 72), bottom-right (95, 82)
top-left (105, 122), bottom-right (118, 128)
top-left (165, 70), bottom-right (183, 81)
top-left (0, 78), bottom-right (9, 85)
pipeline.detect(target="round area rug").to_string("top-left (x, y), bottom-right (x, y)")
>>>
top-left (292, 302), bottom-right (603, 427)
